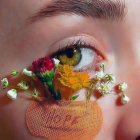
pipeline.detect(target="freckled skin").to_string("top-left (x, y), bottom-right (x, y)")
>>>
top-left (0, 0), bottom-right (140, 140)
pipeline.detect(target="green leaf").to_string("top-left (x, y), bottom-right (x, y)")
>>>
top-left (71, 95), bottom-right (79, 100)
top-left (41, 71), bottom-right (55, 82)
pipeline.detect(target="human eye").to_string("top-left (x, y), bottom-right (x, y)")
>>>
top-left (50, 37), bottom-right (107, 71)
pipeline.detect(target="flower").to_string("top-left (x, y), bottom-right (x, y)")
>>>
top-left (53, 65), bottom-right (91, 100)
top-left (57, 65), bottom-right (91, 90)
top-left (95, 82), bottom-right (112, 95)
top-left (57, 65), bottom-right (75, 77)
top-left (118, 82), bottom-right (128, 92)
top-left (7, 89), bottom-right (17, 100)
top-left (32, 57), bottom-right (54, 73)
top-left (53, 58), bottom-right (60, 67)
top-left (32, 57), bottom-right (55, 83)
top-left (95, 71), bottom-right (104, 80)
top-left (121, 93), bottom-right (130, 104)
top-left (23, 69), bottom-right (34, 77)
top-left (1, 78), bottom-right (9, 88)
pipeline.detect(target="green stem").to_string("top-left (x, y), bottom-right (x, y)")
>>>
top-left (46, 81), bottom-right (61, 100)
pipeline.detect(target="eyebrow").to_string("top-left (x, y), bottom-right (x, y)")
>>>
top-left (29, 0), bottom-right (126, 22)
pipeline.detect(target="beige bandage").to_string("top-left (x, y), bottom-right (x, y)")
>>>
top-left (26, 98), bottom-right (103, 140)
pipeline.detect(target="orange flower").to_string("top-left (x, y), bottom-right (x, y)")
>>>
top-left (56, 65), bottom-right (91, 90)
top-left (53, 65), bottom-right (91, 99)
top-left (57, 65), bottom-right (75, 77)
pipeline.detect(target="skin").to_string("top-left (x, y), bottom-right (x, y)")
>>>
top-left (0, 0), bottom-right (140, 140)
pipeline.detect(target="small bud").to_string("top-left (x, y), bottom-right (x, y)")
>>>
top-left (17, 81), bottom-right (29, 90)
top-left (99, 62), bottom-right (105, 71)
top-left (104, 74), bottom-right (116, 83)
top-left (11, 70), bottom-right (18, 76)
top-left (121, 93), bottom-right (130, 104)
top-left (119, 82), bottom-right (128, 92)
top-left (53, 58), bottom-right (60, 67)
top-left (1, 78), bottom-right (9, 88)
top-left (7, 89), bottom-right (17, 100)
top-left (32, 89), bottom-right (39, 99)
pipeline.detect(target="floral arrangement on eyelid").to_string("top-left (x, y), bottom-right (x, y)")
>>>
top-left (1, 57), bottom-right (130, 105)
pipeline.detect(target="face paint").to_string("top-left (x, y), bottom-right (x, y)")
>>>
top-left (26, 98), bottom-right (103, 140)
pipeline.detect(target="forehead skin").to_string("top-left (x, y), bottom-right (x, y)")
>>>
top-left (0, 0), bottom-right (140, 140)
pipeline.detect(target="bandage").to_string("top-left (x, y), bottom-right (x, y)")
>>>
top-left (26, 98), bottom-right (103, 140)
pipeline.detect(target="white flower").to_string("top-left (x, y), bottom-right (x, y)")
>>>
top-left (53, 58), bottom-right (60, 67)
top-left (121, 93), bottom-right (130, 104)
top-left (1, 78), bottom-right (9, 88)
top-left (17, 81), bottom-right (29, 90)
top-left (95, 71), bottom-right (104, 80)
top-left (95, 82), bottom-right (112, 95)
top-left (23, 69), bottom-right (34, 77)
top-left (119, 82), bottom-right (128, 92)
top-left (103, 74), bottom-right (116, 83)
top-left (7, 89), bottom-right (17, 100)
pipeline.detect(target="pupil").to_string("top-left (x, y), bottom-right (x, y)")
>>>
top-left (65, 48), bottom-right (75, 58)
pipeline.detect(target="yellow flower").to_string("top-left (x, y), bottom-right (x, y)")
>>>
top-left (53, 65), bottom-right (91, 99)
top-left (58, 65), bottom-right (75, 77)
top-left (78, 73), bottom-right (91, 88)
top-left (56, 65), bottom-right (91, 90)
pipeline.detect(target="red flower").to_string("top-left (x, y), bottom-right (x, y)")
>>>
top-left (32, 57), bottom-right (54, 73)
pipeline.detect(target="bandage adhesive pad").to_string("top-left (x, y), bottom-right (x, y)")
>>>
top-left (26, 98), bottom-right (103, 140)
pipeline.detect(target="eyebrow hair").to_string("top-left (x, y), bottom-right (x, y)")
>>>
top-left (29, 0), bottom-right (126, 22)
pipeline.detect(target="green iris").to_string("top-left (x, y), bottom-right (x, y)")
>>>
top-left (56, 48), bottom-right (82, 66)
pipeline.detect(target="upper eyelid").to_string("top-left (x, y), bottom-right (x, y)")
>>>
top-left (50, 39), bottom-right (108, 63)
top-left (47, 34), bottom-right (109, 61)
top-left (51, 39), bottom-right (94, 58)
top-left (58, 39), bottom-right (95, 52)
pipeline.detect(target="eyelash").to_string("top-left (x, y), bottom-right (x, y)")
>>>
top-left (51, 39), bottom-right (104, 59)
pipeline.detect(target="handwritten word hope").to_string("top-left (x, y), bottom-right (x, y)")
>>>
top-left (41, 109), bottom-right (82, 128)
